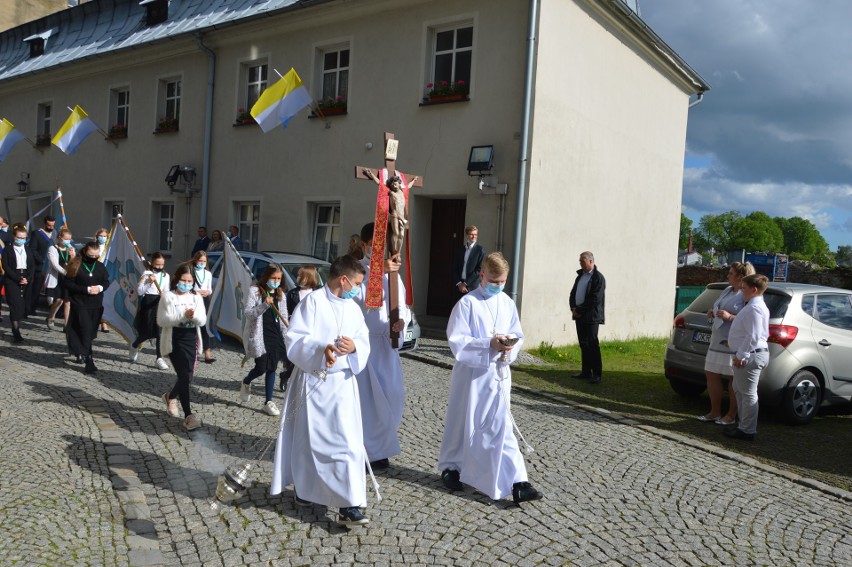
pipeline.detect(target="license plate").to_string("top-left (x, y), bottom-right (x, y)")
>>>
top-left (692, 331), bottom-right (711, 344)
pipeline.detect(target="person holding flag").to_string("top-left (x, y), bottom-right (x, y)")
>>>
top-left (130, 252), bottom-right (170, 369)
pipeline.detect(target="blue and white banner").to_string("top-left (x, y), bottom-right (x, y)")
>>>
top-left (101, 219), bottom-right (145, 343)
top-left (208, 237), bottom-right (253, 343)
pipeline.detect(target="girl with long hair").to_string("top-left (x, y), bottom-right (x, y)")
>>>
top-left (131, 252), bottom-right (170, 369)
top-left (189, 250), bottom-right (215, 362)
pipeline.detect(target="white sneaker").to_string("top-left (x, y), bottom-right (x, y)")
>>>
top-left (155, 357), bottom-right (169, 370)
top-left (183, 414), bottom-right (202, 431)
top-left (129, 345), bottom-right (138, 362)
top-left (240, 382), bottom-right (251, 402)
top-left (263, 400), bottom-right (280, 416)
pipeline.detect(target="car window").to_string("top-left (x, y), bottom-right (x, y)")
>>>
top-left (252, 259), bottom-right (270, 280)
top-left (801, 295), bottom-right (815, 317)
top-left (814, 294), bottom-right (852, 330)
top-left (763, 292), bottom-right (790, 319)
top-left (208, 253), bottom-right (223, 278)
top-left (685, 288), bottom-right (722, 314)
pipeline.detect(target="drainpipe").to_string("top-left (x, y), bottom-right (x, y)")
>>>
top-left (196, 33), bottom-right (215, 228)
top-left (688, 91), bottom-right (705, 108)
top-left (510, 0), bottom-right (539, 304)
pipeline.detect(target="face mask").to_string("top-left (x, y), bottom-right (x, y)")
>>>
top-left (266, 281), bottom-right (280, 290)
top-left (14, 238), bottom-right (26, 246)
top-left (83, 256), bottom-right (98, 264)
top-left (195, 263), bottom-right (206, 270)
top-left (97, 236), bottom-right (107, 244)
top-left (153, 267), bottom-right (163, 273)
top-left (226, 231), bottom-right (232, 238)
top-left (363, 247), bottom-right (372, 259)
top-left (176, 282), bottom-right (193, 293)
top-left (62, 239), bottom-right (72, 247)
top-left (484, 283), bottom-right (504, 297)
top-left (0, 226), bottom-right (8, 232)
top-left (342, 286), bottom-right (360, 300)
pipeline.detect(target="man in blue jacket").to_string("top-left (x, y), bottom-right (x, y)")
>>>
top-left (569, 251), bottom-right (606, 383)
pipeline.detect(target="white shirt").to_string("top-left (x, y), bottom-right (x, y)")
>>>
top-left (137, 271), bottom-right (169, 296)
top-left (13, 244), bottom-right (27, 269)
top-left (728, 295), bottom-right (770, 362)
top-left (192, 268), bottom-right (212, 294)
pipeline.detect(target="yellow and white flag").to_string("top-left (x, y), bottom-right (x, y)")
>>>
top-left (52, 105), bottom-right (99, 155)
top-left (0, 118), bottom-right (25, 161)
top-left (250, 68), bottom-right (313, 132)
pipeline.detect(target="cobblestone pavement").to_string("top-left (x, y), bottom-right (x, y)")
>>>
top-left (1, 319), bottom-right (851, 566)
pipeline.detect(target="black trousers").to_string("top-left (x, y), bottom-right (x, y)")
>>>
top-left (576, 322), bottom-right (602, 378)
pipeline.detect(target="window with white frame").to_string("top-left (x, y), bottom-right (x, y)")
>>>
top-left (429, 24), bottom-right (473, 93)
top-left (237, 202), bottom-right (260, 252)
top-left (110, 88), bottom-right (130, 132)
top-left (320, 46), bottom-right (349, 104)
top-left (244, 62), bottom-right (268, 112)
top-left (37, 102), bottom-right (52, 137)
top-left (105, 201), bottom-right (124, 228)
top-left (155, 202), bottom-right (174, 252)
top-left (311, 203), bottom-right (340, 262)
top-left (158, 78), bottom-right (181, 129)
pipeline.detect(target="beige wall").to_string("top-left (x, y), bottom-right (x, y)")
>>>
top-left (0, 0), bottom-right (69, 33)
top-left (518, 0), bottom-right (691, 346)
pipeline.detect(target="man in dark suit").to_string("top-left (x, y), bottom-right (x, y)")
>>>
top-left (569, 251), bottom-right (606, 383)
top-left (28, 215), bottom-right (55, 315)
top-left (452, 225), bottom-right (485, 300)
top-left (191, 226), bottom-right (210, 255)
top-left (2, 224), bottom-right (36, 342)
top-left (0, 215), bottom-right (10, 321)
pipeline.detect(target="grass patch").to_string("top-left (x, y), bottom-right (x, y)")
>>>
top-left (517, 338), bottom-right (852, 493)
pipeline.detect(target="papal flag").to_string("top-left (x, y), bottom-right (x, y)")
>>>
top-left (208, 236), bottom-right (254, 342)
top-left (101, 219), bottom-right (146, 343)
top-left (250, 67), bottom-right (313, 132)
top-left (52, 105), bottom-right (99, 155)
top-left (0, 118), bottom-right (26, 161)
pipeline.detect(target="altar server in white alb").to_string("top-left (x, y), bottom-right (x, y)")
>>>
top-left (438, 252), bottom-right (543, 505)
top-left (270, 255), bottom-right (373, 526)
top-left (353, 223), bottom-right (410, 470)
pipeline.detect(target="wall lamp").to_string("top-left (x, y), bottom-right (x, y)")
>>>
top-left (17, 172), bottom-right (30, 192)
top-left (165, 165), bottom-right (198, 194)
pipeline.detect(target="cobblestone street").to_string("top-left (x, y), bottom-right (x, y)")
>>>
top-left (1, 321), bottom-right (850, 566)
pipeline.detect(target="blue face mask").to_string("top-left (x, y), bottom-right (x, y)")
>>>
top-left (226, 231), bottom-right (232, 238)
top-left (484, 283), bottom-right (504, 297)
top-left (195, 263), bottom-right (206, 270)
top-left (266, 281), bottom-right (280, 290)
top-left (0, 226), bottom-right (8, 232)
top-left (341, 277), bottom-right (360, 300)
top-left (62, 239), bottom-right (72, 247)
top-left (14, 238), bottom-right (26, 246)
top-left (97, 236), bottom-right (107, 244)
top-left (176, 282), bottom-right (193, 293)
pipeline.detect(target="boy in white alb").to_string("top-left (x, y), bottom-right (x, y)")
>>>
top-left (438, 252), bottom-right (543, 505)
top-left (270, 255), bottom-right (373, 526)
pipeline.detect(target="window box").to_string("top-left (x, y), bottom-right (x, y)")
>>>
top-left (423, 94), bottom-right (469, 105)
top-left (155, 117), bottom-right (179, 133)
top-left (108, 124), bottom-right (128, 139)
top-left (234, 108), bottom-right (257, 127)
top-left (312, 105), bottom-right (348, 118)
top-left (35, 134), bottom-right (51, 147)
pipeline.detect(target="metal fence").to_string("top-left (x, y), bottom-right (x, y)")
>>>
top-left (674, 286), bottom-right (705, 317)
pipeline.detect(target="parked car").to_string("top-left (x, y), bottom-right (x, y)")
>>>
top-left (207, 250), bottom-right (419, 352)
top-left (664, 282), bottom-right (852, 424)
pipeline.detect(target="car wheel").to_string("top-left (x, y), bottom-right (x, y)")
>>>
top-left (667, 378), bottom-right (706, 397)
top-left (782, 370), bottom-right (822, 425)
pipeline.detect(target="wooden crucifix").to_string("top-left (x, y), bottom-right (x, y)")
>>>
top-left (354, 131), bottom-right (423, 347)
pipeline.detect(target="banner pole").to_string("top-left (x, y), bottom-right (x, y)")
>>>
top-left (117, 214), bottom-right (161, 295)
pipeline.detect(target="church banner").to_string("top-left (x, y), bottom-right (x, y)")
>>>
top-left (208, 237), bottom-right (253, 342)
top-left (102, 219), bottom-right (145, 343)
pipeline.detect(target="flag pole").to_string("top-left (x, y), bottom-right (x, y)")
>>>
top-left (66, 105), bottom-right (117, 147)
top-left (56, 184), bottom-right (68, 229)
top-left (224, 235), bottom-right (287, 326)
top-left (117, 214), bottom-right (162, 294)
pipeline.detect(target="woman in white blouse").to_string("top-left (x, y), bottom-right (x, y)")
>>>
top-left (45, 227), bottom-right (75, 329)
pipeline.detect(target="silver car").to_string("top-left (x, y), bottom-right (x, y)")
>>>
top-left (664, 282), bottom-right (852, 424)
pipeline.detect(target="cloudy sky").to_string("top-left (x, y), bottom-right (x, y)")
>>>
top-left (639, 0), bottom-right (852, 250)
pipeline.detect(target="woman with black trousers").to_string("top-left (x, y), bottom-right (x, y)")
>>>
top-left (63, 242), bottom-right (110, 373)
top-left (158, 264), bottom-right (207, 431)
top-left (1, 225), bottom-right (35, 343)
top-left (189, 250), bottom-right (215, 363)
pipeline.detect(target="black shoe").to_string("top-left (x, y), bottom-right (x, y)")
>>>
top-left (12, 333), bottom-right (24, 344)
top-left (294, 494), bottom-right (312, 508)
top-left (84, 356), bottom-right (98, 374)
top-left (723, 428), bottom-right (754, 441)
top-left (369, 458), bottom-right (389, 470)
top-left (337, 506), bottom-right (369, 526)
top-left (75, 354), bottom-right (83, 364)
top-left (512, 482), bottom-right (543, 504)
top-left (441, 469), bottom-right (463, 491)
top-left (588, 375), bottom-right (601, 384)
top-left (571, 373), bottom-right (591, 380)
top-left (279, 374), bottom-right (288, 392)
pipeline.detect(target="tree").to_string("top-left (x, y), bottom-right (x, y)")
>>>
top-left (696, 211), bottom-right (742, 252)
top-left (679, 214), bottom-right (693, 250)
top-left (732, 212), bottom-right (784, 252)
top-left (774, 216), bottom-right (830, 258)
top-left (837, 245), bottom-right (852, 267)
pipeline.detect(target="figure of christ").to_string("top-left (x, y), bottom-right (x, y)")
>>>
top-left (363, 170), bottom-right (417, 262)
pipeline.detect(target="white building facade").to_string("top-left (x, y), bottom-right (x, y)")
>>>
top-left (0, 0), bottom-right (708, 346)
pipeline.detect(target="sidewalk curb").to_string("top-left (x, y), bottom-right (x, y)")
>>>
top-left (404, 350), bottom-right (852, 504)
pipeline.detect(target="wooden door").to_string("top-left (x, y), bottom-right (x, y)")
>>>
top-left (427, 198), bottom-right (466, 316)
